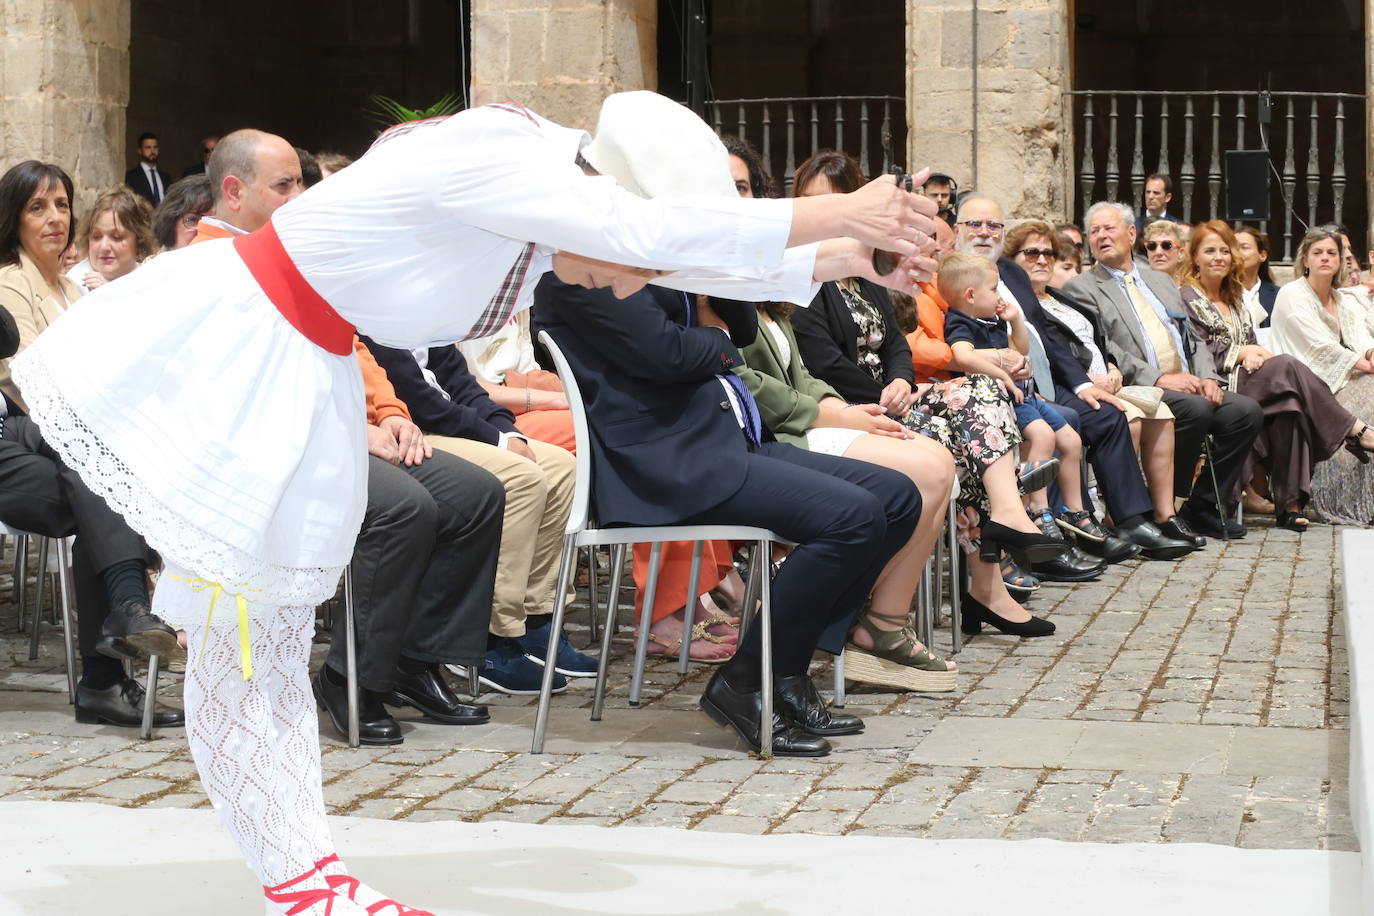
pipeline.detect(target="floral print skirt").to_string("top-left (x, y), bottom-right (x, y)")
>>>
top-left (898, 374), bottom-right (1020, 512)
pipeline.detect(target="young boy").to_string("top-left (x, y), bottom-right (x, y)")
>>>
top-left (938, 252), bottom-right (1090, 537)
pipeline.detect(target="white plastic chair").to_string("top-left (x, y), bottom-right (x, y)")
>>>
top-left (530, 331), bottom-right (788, 757)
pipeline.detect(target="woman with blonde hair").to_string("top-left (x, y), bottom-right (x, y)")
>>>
top-left (1184, 221), bottom-right (1374, 529)
top-left (67, 185), bottom-right (156, 295)
top-left (1141, 219), bottom-right (1186, 280)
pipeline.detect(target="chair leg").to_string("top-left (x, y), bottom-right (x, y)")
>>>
top-left (140, 654), bottom-right (160, 740)
top-left (679, 541), bottom-right (705, 674)
top-left (33, 536), bottom-right (50, 637)
top-left (591, 544), bottom-right (627, 722)
top-left (56, 539), bottom-right (77, 704)
top-left (738, 544), bottom-right (761, 634)
top-left (933, 527), bottom-right (946, 626)
top-left (343, 565), bottom-right (360, 748)
top-left (531, 537), bottom-right (578, 754)
top-left (14, 535), bottom-right (27, 633)
top-left (832, 651), bottom-right (846, 708)
top-left (628, 542), bottom-right (663, 707)
top-left (757, 539), bottom-right (773, 760)
top-left (948, 499), bottom-right (963, 655)
top-left (467, 667), bottom-right (480, 700)
top-left (586, 546), bottom-right (601, 644)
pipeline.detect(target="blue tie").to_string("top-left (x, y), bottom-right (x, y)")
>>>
top-left (682, 294), bottom-right (763, 445)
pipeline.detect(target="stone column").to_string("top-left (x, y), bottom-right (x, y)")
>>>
top-left (0, 0), bottom-right (131, 208)
top-left (906, 0), bottom-right (1073, 220)
top-left (470, 0), bottom-right (656, 133)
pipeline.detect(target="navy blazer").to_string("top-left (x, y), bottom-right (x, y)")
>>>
top-left (124, 165), bottom-right (172, 206)
top-left (532, 276), bottom-right (759, 528)
top-left (361, 338), bottom-right (518, 445)
top-left (790, 278), bottom-right (914, 404)
top-left (996, 257), bottom-right (1092, 392)
top-left (1256, 280), bottom-right (1281, 325)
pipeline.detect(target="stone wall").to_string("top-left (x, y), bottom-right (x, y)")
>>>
top-left (0, 0), bottom-right (130, 208)
top-left (471, 0), bottom-right (656, 133)
top-left (905, 0), bottom-right (1072, 222)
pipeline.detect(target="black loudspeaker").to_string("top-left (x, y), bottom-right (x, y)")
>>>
top-left (1225, 150), bottom-right (1270, 221)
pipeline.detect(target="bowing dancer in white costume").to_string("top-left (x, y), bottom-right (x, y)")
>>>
top-left (14, 92), bottom-right (939, 915)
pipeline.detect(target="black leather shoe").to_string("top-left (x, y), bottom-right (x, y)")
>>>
top-left (313, 667), bottom-right (402, 746)
top-left (775, 674), bottom-right (863, 736)
top-left (959, 593), bottom-right (1055, 637)
top-left (699, 670), bottom-right (830, 757)
top-left (1178, 502), bottom-right (1246, 540)
top-left (1114, 520), bottom-right (1194, 560)
top-left (1077, 530), bottom-right (1142, 563)
top-left (1157, 515), bottom-right (1207, 549)
top-left (1032, 546), bottom-right (1106, 582)
top-left (387, 664), bottom-right (490, 725)
top-left (75, 677), bottom-right (184, 728)
top-left (95, 600), bottom-right (181, 662)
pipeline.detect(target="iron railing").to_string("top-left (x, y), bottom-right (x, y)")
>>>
top-left (1069, 90), bottom-right (1366, 260)
top-left (707, 95), bottom-right (907, 195)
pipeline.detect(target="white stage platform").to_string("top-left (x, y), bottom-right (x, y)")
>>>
top-left (0, 800), bottom-right (1358, 915)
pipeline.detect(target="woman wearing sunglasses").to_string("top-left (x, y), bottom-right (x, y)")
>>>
top-left (1142, 220), bottom-right (1187, 280)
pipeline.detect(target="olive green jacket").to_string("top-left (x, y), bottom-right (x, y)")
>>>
top-left (733, 313), bottom-right (841, 449)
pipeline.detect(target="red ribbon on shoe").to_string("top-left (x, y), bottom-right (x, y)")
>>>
top-left (233, 220), bottom-right (355, 356)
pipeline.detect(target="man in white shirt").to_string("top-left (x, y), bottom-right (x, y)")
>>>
top-left (123, 132), bottom-right (171, 207)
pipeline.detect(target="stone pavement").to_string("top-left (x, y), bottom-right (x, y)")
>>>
top-left (0, 519), bottom-right (1355, 854)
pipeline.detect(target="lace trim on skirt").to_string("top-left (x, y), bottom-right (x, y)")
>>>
top-left (13, 346), bottom-right (342, 608)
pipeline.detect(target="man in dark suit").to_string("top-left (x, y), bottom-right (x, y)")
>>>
top-left (1066, 201), bottom-right (1263, 539)
top-left (1135, 173), bottom-right (1183, 234)
top-left (954, 195), bottom-right (1195, 561)
top-left (534, 275), bottom-right (923, 758)
top-left (182, 135), bottom-right (219, 177)
top-left (124, 132), bottom-right (172, 206)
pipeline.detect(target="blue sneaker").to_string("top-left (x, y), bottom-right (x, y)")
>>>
top-left (516, 621), bottom-right (599, 678)
top-left (448, 639), bottom-right (567, 696)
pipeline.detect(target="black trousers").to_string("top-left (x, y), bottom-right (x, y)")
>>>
top-left (0, 416), bottom-right (151, 656)
top-left (328, 451), bottom-right (505, 692)
top-left (676, 441), bottom-right (922, 676)
top-left (1052, 386), bottom-right (1155, 523)
top-left (1161, 389), bottom-right (1264, 512)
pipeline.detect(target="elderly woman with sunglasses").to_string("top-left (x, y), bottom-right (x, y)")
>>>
top-left (1005, 220), bottom-right (1180, 531)
top-left (1142, 220), bottom-right (1187, 280)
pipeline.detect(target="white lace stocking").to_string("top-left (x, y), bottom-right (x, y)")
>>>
top-left (182, 600), bottom-right (350, 913)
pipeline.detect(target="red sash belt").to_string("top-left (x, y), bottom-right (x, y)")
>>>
top-left (233, 221), bottom-right (355, 356)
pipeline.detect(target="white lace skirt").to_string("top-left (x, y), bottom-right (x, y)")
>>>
top-left (805, 426), bottom-right (865, 456)
top-left (12, 240), bottom-right (366, 627)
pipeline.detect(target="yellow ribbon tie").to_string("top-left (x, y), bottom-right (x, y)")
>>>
top-left (168, 575), bottom-right (256, 680)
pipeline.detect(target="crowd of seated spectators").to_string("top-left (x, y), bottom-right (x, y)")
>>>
top-left (5, 121), bottom-right (1374, 760)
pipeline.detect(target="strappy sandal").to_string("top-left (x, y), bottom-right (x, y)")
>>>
top-left (1000, 553), bottom-right (1040, 600)
top-left (842, 612), bottom-right (957, 692)
top-left (1345, 422), bottom-right (1374, 464)
top-left (1055, 508), bottom-right (1109, 543)
top-left (698, 611), bottom-right (740, 640)
top-left (1276, 510), bottom-right (1310, 532)
top-left (644, 622), bottom-right (735, 663)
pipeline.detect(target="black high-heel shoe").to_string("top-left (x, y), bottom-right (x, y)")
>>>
top-left (960, 593), bottom-right (1056, 638)
top-left (1345, 423), bottom-right (1374, 465)
top-left (978, 519), bottom-right (1068, 566)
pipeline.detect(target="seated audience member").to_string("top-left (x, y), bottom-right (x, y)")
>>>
top-left (294, 146), bottom-right (322, 188)
top-left (789, 152), bottom-right (1065, 636)
top-left (1269, 227), bottom-right (1374, 525)
top-left (735, 291), bottom-right (959, 686)
top-left (1235, 225), bottom-right (1280, 329)
top-left (313, 341), bottom-right (504, 744)
top-left (1179, 221), bottom-right (1370, 533)
top-left (458, 311), bottom-right (576, 451)
top-left (194, 128), bottom-right (303, 241)
top-left (0, 160), bottom-right (180, 727)
top-left (317, 151), bottom-right (353, 179)
top-left (362, 338), bottom-right (596, 693)
top-left (536, 274), bottom-right (917, 757)
top-left (1018, 227), bottom-right (1180, 536)
top-left (60, 242), bottom-right (80, 271)
top-left (959, 196), bottom-right (1195, 560)
top-left (1065, 202), bottom-right (1263, 539)
top-left (1141, 220), bottom-right (1187, 281)
top-left (939, 252), bottom-right (1103, 583)
top-left (1056, 222), bottom-right (1085, 256)
top-left (66, 185), bottom-right (155, 295)
top-left (151, 175), bottom-right (213, 251)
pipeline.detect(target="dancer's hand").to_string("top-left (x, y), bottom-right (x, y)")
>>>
top-left (841, 167), bottom-right (937, 257)
top-left (379, 416), bottom-right (432, 466)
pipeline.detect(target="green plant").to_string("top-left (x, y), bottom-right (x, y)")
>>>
top-left (365, 93), bottom-right (465, 128)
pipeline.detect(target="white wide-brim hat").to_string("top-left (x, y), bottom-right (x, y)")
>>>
top-left (581, 90), bottom-right (736, 200)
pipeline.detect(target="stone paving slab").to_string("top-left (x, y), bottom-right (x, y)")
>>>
top-left (0, 518), bottom-right (1358, 853)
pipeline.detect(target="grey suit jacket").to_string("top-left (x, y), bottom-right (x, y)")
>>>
top-left (1062, 260), bottom-right (1220, 387)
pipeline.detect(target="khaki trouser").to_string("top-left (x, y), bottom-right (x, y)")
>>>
top-left (424, 435), bottom-right (575, 637)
